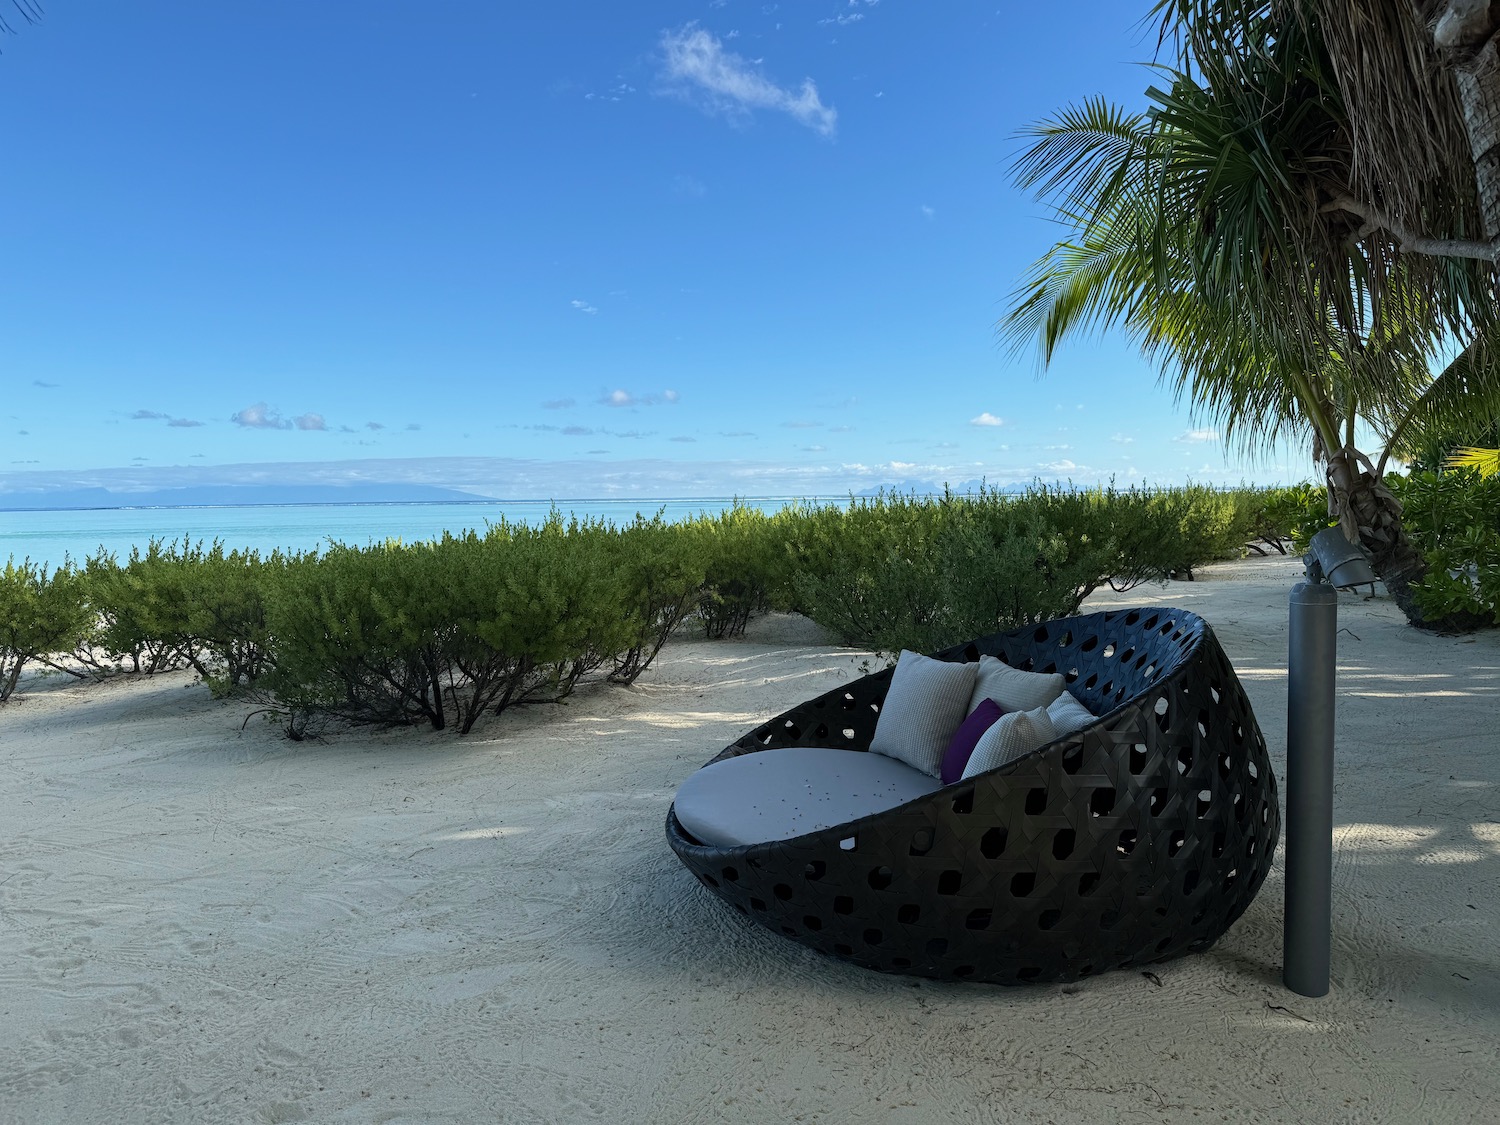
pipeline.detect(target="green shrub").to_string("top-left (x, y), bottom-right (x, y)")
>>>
top-left (80, 542), bottom-right (192, 675)
top-left (0, 559), bottom-right (90, 702)
top-left (786, 487), bottom-right (1121, 657)
top-left (608, 513), bottom-right (707, 684)
top-left (1392, 469), bottom-right (1500, 626)
top-left (265, 540), bottom-right (453, 730)
top-left (509, 515), bottom-right (635, 703)
top-left (265, 521), bottom-right (635, 735)
top-left (694, 503), bottom-right (793, 638)
top-left (101, 538), bottom-right (280, 696)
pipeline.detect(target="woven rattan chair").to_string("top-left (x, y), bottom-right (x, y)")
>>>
top-left (666, 607), bottom-right (1279, 984)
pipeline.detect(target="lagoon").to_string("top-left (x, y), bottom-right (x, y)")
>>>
top-left (0, 496), bottom-right (839, 566)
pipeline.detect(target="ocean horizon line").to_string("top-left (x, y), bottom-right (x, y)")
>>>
top-left (0, 493), bottom-right (854, 516)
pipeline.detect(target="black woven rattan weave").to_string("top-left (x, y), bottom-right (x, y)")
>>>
top-left (666, 607), bottom-right (1278, 985)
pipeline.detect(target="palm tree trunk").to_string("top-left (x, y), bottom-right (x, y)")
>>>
top-left (1429, 1), bottom-right (1500, 240)
top-left (1325, 448), bottom-right (1485, 631)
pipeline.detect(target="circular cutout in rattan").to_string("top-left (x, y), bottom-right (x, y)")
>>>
top-left (666, 607), bottom-right (1279, 985)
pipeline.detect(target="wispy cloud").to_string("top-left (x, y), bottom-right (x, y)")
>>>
top-left (131, 410), bottom-right (170, 421)
top-left (782, 419), bottom-right (821, 429)
top-left (32, 380), bottom-right (59, 389)
top-left (542, 398), bottom-right (576, 410)
top-left (602, 389), bottom-right (679, 408)
top-left (920, 204), bottom-right (935, 219)
top-left (366, 421), bottom-right (384, 431)
top-left (659, 25), bottom-right (837, 137)
top-left (295, 413), bottom-right (326, 431)
top-left (168, 417), bottom-right (204, 428)
top-left (670, 435), bottom-right (697, 443)
top-left (231, 403), bottom-right (292, 430)
top-left (672, 174), bottom-right (707, 198)
top-left (1174, 428), bottom-right (1220, 443)
top-left (970, 412), bottom-right (1004, 427)
top-left (818, 12), bottom-right (864, 25)
top-left (1111, 433), bottom-right (1135, 444)
top-left (570, 299), bottom-right (598, 315)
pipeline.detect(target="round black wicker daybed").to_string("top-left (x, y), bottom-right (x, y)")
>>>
top-left (665, 607), bottom-right (1279, 985)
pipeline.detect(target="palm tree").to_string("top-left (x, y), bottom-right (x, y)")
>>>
top-left (1005, 7), bottom-right (1500, 628)
top-left (0, 1), bottom-right (42, 41)
top-left (1167, 1), bottom-right (1500, 263)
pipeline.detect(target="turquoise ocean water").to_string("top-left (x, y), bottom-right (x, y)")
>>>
top-left (1, 497), bottom-right (838, 567)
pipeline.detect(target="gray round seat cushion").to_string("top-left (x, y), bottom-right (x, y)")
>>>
top-left (672, 747), bottom-right (942, 849)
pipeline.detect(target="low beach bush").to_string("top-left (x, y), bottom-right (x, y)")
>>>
top-left (264, 520), bottom-right (635, 735)
top-left (27, 480), bottom-right (1481, 731)
top-left (1393, 469), bottom-right (1500, 626)
top-left (0, 559), bottom-right (90, 702)
top-left (609, 513), bottom-right (707, 684)
top-left (693, 503), bottom-right (793, 638)
top-left (785, 487), bottom-right (1122, 655)
top-left (79, 538), bottom-right (279, 693)
top-left (79, 542), bottom-right (192, 676)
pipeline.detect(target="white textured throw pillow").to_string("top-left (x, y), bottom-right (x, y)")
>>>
top-left (961, 705), bottom-right (1060, 779)
top-left (1046, 690), bottom-right (1097, 736)
top-left (967, 654), bottom-right (1066, 716)
top-left (869, 650), bottom-right (979, 778)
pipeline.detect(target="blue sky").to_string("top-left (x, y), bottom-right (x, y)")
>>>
top-left (1, 1), bottom-right (1305, 500)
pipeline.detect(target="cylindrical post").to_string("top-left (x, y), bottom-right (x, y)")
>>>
top-left (1284, 581), bottom-right (1338, 997)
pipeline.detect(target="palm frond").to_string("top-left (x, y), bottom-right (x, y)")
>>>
top-left (1445, 447), bottom-right (1500, 476)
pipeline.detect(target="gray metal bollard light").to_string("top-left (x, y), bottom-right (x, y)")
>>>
top-left (1284, 581), bottom-right (1338, 997)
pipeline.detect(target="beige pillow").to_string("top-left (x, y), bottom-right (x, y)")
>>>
top-left (869, 650), bottom-right (978, 778)
top-left (967, 654), bottom-right (1065, 715)
top-left (961, 705), bottom-right (1060, 779)
top-left (1046, 690), bottom-right (1096, 735)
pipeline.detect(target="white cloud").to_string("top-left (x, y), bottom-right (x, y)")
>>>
top-left (131, 409), bottom-right (169, 420)
top-left (294, 413), bottom-right (326, 431)
top-left (1040, 459), bottom-right (1078, 473)
top-left (168, 417), bottom-right (203, 428)
top-left (1110, 433), bottom-right (1134, 444)
top-left (571, 299), bottom-right (598, 315)
top-left (782, 419), bottom-right (821, 429)
top-left (602, 389), bottom-right (679, 408)
top-left (818, 12), bottom-right (864, 24)
top-left (659, 25), bottom-right (837, 137)
top-left (970, 412), bottom-right (1004, 427)
top-left (1174, 428), bottom-right (1220, 443)
top-left (230, 403), bottom-right (292, 430)
top-left (542, 398), bottom-right (576, 410)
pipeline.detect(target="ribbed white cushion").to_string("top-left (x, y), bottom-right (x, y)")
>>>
top-left (961, 705), bottom-right (1060, 778)
top-left (868, 650), bottom-right (978, 778)
top-left (672, 747), bottom-right (942, 848)
top-left (967, 655), bottom-right (1066, 716)
top-left (1046, 690), bottom-right (1097, 735)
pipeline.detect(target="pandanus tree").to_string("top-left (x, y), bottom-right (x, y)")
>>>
top-left (1005, 3), bottom-right (1500, 629)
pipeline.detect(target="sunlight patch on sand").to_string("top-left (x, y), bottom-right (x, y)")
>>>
top-left (434, 826), bottom-right (530, 842)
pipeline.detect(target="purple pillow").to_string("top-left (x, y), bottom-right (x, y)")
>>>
top-left (940, 697), bottom-right (1004, 784)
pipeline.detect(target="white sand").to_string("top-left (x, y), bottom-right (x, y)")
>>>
top-left (1, 553), bottom-right (1498, 1124)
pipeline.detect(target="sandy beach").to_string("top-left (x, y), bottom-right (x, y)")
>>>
top-left (1, 553), bottom-right (1497, 1124)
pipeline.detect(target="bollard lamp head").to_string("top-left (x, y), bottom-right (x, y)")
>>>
top-left (1304, 527), bottom-right (1377, 589)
